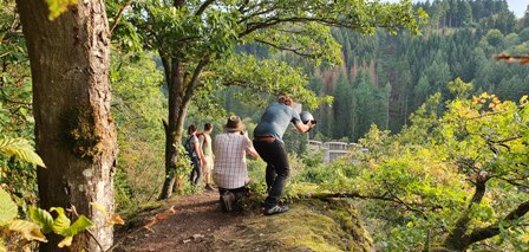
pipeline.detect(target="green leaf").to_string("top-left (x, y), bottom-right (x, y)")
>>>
top-left (0, 137), bottom-right (46, 167)
top-left (9, 220), bottom-right (47, 242)
top-left (45, 0), bottom-right (78, 20)
top-left (29, 206), bottom-right (54, 234)
top-left (0, 188), bottom-right (17, 227)
top-left (50, 207), bottom-right (71, 236)
top-left (49, 207), bottom-right (92, 238)
top-left (69, 215), bottom-right (93, 236)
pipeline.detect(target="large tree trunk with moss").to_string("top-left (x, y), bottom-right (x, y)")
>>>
top-left (159, 58), bottom-right (190, 199)
top-left (16, 0), bottom-right (117, 251)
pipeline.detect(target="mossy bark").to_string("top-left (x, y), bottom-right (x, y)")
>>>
top-left (16, 0), bottom-right (117, 251)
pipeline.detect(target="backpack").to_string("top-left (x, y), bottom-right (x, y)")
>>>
top-left (184, 135), bottom-right (197, 158)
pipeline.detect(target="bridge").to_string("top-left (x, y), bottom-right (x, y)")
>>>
top-left (307, 140), bottom-right (368, 163)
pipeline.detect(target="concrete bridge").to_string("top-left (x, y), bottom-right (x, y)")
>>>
top-left (307, 140), bottom-right (368, 163)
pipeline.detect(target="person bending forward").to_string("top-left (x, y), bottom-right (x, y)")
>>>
top-left (253, 95), bottom-right (314, 215)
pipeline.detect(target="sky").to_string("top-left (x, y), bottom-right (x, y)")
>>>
top-left (508, 0), bottom-right (528, 17)
top-left (384, 0), bottom-right (528, 17)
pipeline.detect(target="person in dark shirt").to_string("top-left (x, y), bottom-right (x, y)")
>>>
top-left (253, 95), bottom-right (314, 215)
top-left (185, 125), bottom-right (206, 187)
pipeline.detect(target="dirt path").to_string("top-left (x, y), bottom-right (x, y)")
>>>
top-left (115, 190), bottom-right (251, 252)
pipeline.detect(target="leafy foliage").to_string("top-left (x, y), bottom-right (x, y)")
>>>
top-left (0, 135), bottom-right (121, 250)
top-left (286, 81), bottom-right (529, 250)
top-left (110, 50), bottom-right (167, 211)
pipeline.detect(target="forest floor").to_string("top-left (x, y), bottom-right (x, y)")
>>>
top-left (114, 190), bottom-right (249, 252)
top-left (113, 189), bottom-right (374, 252)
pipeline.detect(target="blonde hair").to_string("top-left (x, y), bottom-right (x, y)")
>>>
top-left (278, 95), bottom-right (293, 106)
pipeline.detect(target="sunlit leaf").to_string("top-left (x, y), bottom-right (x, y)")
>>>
top-left (9, 220), bottom-right (47, 242)
top-left (69, 215), bottom-right (92, 236)
top-left (58, 236), bottom-right (73, 248)
top-left (0, 137), bottom-right (45, 167)
top-left (50, 207), bottom-right (71, 236)
top-left (0, 188), bottom-right (17, 227)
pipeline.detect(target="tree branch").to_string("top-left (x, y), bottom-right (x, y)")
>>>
top-left (254, 38), bottom-right (318, 59)
top-left (237, 3), bottom-right (279, 24)
top-left (382, 180), bottom-right (428, 216)
top-left (301, 190), bottom-right (442, 215)
top-left (86, 229), bottom-right (105, 252)
top-left (182, 58), bottom-right (210, 105)
top-left (109, 0), bottom-right (133, 35)
top-left (495, 176), bottom-right (529, 190)
top-left (463, 201), bottom-right (529, 247)
top-left (195, 0), bottom-right (215, 16)
top-left (239, 16), bottom-right (361, 38)
top-left (443, 177), bottom-right (488, 249)
top-left (0, 91), bottom-right (32, 106)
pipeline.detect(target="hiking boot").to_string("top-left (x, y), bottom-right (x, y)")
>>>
top-left (263, 205), bottom-right (289, 216)
top-left (221, 192), bottom-right (235, 212)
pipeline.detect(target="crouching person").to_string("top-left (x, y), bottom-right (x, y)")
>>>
top-left (213, 116), bottom-right (260, 212)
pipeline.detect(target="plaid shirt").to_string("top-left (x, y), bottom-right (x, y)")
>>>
top-left (213, 132), bottom-right (252, 189)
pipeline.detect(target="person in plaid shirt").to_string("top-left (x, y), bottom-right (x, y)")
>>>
top-left (213, 116), bottom-right (259, 212)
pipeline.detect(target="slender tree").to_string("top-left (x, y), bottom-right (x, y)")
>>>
top-left (16, 0), bottom-right (117, 250)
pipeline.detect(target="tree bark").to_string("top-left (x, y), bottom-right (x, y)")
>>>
top-left (159, 58), bottom-right (188, 199)
top-left (158, 57), bottom-right (208, 199)
top-left (16, 0), bottom-right (117, 251)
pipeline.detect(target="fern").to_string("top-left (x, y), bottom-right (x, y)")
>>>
top-left (0, 137), bottom-right (45, 167)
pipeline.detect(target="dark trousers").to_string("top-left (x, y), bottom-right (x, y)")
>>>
top-left (218, 186), bottom-right (249, 200)
top-left (189, 156), bottom-right (202, 186)
top-left (218, 186), bottom-right (249, 211)
top-left (253, 139), bottom-right (290, 208)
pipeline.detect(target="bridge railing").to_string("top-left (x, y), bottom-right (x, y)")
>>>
top-left (307, 140), bottom-right (368, 163)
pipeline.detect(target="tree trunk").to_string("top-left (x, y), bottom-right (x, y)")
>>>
top-left (159, 58), bottom-right (189, 199)
top-left (442, 179), bottom-right (487, 251)
top-left (16, 0), bottom-right (117, 251)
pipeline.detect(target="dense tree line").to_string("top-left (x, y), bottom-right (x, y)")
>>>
top-left (303, 0), bottom-right (529, 141)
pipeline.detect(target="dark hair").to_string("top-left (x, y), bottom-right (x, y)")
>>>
top-left (204, 123), bottom-right (213, 131)
top-left (188, 124), bottom-right (197, 134)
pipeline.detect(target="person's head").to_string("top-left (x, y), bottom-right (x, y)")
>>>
top-left (204, 123), bottom-right (213, 133)
top-left (188, 124), bottom-right (197, 135)
top-left (224, 115), bottom-right (245, 133)
top-left (278, 95), bottom-right (294, 107)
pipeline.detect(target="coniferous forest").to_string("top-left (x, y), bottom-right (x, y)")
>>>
top-left (234, 0), bottom-right (529, 142)
top-left (1, 0), bottom-right (529, 251)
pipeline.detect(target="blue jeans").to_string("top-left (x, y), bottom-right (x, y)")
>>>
top-left (253, 139), bottom-right (290, 208)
